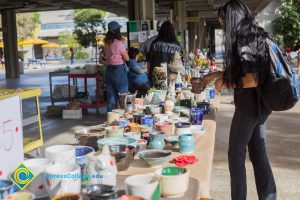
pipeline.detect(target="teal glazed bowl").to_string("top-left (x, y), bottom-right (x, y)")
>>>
top-left (97, 137), bottom-right (137, 151)
top-left (137, 149), bottom-right (172, 168)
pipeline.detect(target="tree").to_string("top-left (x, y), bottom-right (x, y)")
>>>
top-left (73, 9), bottom-right (107, 62)
top-left (58, 30), bottom-right (82, 50)
top-left (273, 0), bottom-right (300, 49)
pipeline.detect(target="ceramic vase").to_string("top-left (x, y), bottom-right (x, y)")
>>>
top-left (149, 131), bottom-right (165, 150)
top-left (179, 134), bottom-right (195, 153)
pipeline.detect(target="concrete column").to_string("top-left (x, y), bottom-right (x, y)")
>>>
top-left (1, 9), bottom-right (19, 79)
top-left (187, 12), bottom-right (198, 52)
top-left (173, 0), bottom-right (187, 34)
top-left (196, 18), bottom-right (207, 49)
top-left (128, 0), bottom-right (155, 21)
top-left (142, 0), bottom-right (155, 20)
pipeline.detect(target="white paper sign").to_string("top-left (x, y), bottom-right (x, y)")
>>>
top-left (138, 31), bottom-right (148, 43)
top-left (0, 95), bottom-right (24, 179)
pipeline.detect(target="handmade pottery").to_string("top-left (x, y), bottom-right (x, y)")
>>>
top-left (135, 98), bottom-right (144, 105)
top-left (45, 145), bottom-right (76, 164)
top-left (165, 136), bottom-right (179, 147)
top-left (140, 125), bottom-right (152, 134)
top-left (85, 145), bottom-right (118, 186)
top-left (75, 146), bottom-right (95, 173)
top-left (196, 102), bottom-right (213, 115)
top-left (52, 193), bottom-right (83, 200)
top-left (132, 113), bottom-right (144, 124)
top-left (82, 184), bottom-right (117, 200)
top-left (109, 145), bottom-right (136, 171)
top-left (136, 139), bottom-right (148, 153)
top-left (105, 126), bottom-right (124, 137)
top-left (137, 149), bottom-right (172, 168)
top-left (118, 93), bottom-right (137, 111)
top-left (154, 167), bottom-right (189, 198)
top-left (107, 111), bottom-right (120, 125)
top-left (128, 123), bottom-right (140, 132)
top-left (164, 99), bottom-right (175, 112)
top-left (0, 180), bottom-right (14, 199)
top-left (23, 158), bottom-right (52, 198)
top-left (174, 122), bottom-right (192, 136)
top-left (150, 105), bottom-right (162, 114)
top-left (149, 131), bottom-right (165, 149)
top-left (45, 163), bottom-right (81, 198)
top-left (125, 174), bottom-right (160, 200)
top-left (75, 126), bottom-right (106, 150)
top-left (124, 132), bottom-right (141, 141)
top-left (97, 137), bottom-right (137, 151)
top-left (141, 116), bottom-right (154, 127)
top-left (154, 114), bottom-right (168, 123)
top-left (190, 108), bottom-right (203, 125)
top-left (190, 77), bottom-right (206, 94)
top-left (179, 134), bottom-right (195, 153)
top-left (116, 118), bottom-right (130, 128)
top-left (112, 109), bottom-right (126, 118)
top-left (155, 122), bottom-right (173, 137)
top-left (3, 192), bottom-right (35, 200)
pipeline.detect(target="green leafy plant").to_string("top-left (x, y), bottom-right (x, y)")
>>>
top-left (273, 0), bottom-right (300, 49)
top-left (58, 30), bottom-right (82, 50)
top-left (75, 51), bottom-right (89, 59)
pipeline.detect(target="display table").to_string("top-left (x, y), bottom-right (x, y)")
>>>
top-left (118, 120), bottom-right (216, 199)
top-left (0, 88), bottom-right (43, 153)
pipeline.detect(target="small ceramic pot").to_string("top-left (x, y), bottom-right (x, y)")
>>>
top-left (136, 139), bottom-right (148, 153)
top-left (174, 122), bottom-right (192, 136)
top-left (149, 131), bottom-right (165, 149)
top-left (196, 102), bottom-right (213, 115)
top-left (82, 184), bottom-right (117, 200)
top-left (150, 105), bottom-right (162, 114)
top-left (133, 113), bottom-right (145, 124)
top-left (164, 99), bottom-right (175, 112)
top-left (165, 136), bottom-right (179, 147)
top-left (0, 180), bottom-right (14, 199)
top-left (125, 174), bottom-right (160, 200)
top-left (116, 118), bottom-right (130, 128)
top-left (75, 126), bottom-right (106, 151)
top-left (179, 134), bottom-right (195, 153)
top-left (4, 192), bottom-right (35, 200)
top-left (112, 109), bottom-right (125, 117)
top-left (140, 125), bottom-right (152, 134)
top-left (155, 122), bottom-right (173, 137)
top-left (110, 145), bottom-right (136, 171)
top-left (107, 112), bottom-right (120, 125)
top-left (75, 146), bottom-right (95, 173)
top-left (154, 114), bottom-right (168, 123)
top-left (53, 193), bottom-right (82, 200)
top-left (124, 132), bottom-right (141, 141)
top-left (141, 116), bottom-right (154, 127)
top-left (180, 99), bottom-right (192, 108)
top-left (105, 126), bottom-right (124, 137)
top-left (45, 145), bottom-right (76, 164)
top-left (190, 109), bottom-right (203, 125)
top-left (154, 167), bottom-right (189, 198)
top-left (128, 123), bottom-right (141, 132)
top-left (135, 98), bottom-right (144, 105)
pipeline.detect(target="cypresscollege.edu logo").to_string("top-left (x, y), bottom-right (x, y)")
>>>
top-left (8, 163), bottom-right (36, 190)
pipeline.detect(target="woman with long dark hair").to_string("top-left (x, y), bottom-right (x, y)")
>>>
top-left (147, 21), bottom-right (182, 85)
top-left (202, 0), bottom-right (276, 199)
top-left (100, 21), bottom-right (129, 112)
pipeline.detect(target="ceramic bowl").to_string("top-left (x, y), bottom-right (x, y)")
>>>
top-left (140, 125), bottom-right (152, 133)
top-left (52, 193), bottom-right (82, 200)
top-left (112, 109), bottom-right (125, 117)
top-left (105, 126), bottom-right (124, 137)
top-left (137, 149), bottom-right (172, 168)
top-left (4, 192), bottom-right (35, 200)
top-left (124, 132), bottom-right (141, 141)
top-left (82, 184), bottom-right (117, 200)
top-left (0, 180), bottom-right (14, 199)
top-left (165, 136), bottom-right (179, 147)
top-left (154, 167), bottom-right (189, 198)
top-left (75, 146), bottom-right (95, 172)
top-left (109, 145), bottom-right (136, 171)
top-left (136, 139), bottom-right (148, 153)
top-left (97, 137), bottom-right (137, 151)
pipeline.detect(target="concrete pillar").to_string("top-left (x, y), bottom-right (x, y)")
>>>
top-left (128, 0), bottom-right (155, 21)
top-left (1, 9), bottom-right (19, 79)
top-left (187, 12), bottom-right (198, 52)
top-left (196, 18), bottom-right (207, 49)
top-left (142, 0), bottom-right (155, 20)
top-left (173, 0), bottom-right (186, 34)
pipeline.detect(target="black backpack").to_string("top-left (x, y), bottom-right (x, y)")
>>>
top-left (260, 38), bottom-right (299, 111)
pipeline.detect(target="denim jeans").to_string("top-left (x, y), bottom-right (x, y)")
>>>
top-left (229, 88), bottom-right (276, 200)
top-left (105, 64), bottom-right (128, 112)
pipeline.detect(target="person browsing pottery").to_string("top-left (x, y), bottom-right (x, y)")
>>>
top-left (147, 21), bottom-right (182, 86)
top-left (127, 47), bottom-right (150, 97)
top-left (100, 21), bottom-right (129, 112)
top-left (200, 1), bottom-right (277, 199)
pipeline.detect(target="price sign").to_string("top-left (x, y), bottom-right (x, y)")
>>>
top-left (0, 95), bottom-right (24, 179)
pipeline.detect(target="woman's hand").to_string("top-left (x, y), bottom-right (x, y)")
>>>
top-left (214, 78), bottom-right (223, 92)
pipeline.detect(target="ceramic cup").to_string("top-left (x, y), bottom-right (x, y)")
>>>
top-left (128, 123), bottom-right (141, 132)
top-left (45, 163), bottom-right (81, 198)
top-left (154, 167), bottom-right (189, 198)
top-left (154, 114), bottom-right (168, 123)
top-left (125, 174), bottom-right (160, 200)
top-left (105, 126), bottom-right (124, 137)
top-left (4, 192), bottom-right (35, 200)
top-left (0, 180), bottom-right (14, 199)
top-left (45, 145), bottom-right (76, 164)
top-left (133, 113), bottom-right (145, 124)
top-left (116, 118), bottom-right (130, 128)
top-left (179, 134), bottom-right (195, 153)
top-left (150, 105), bottom-right (162, 115)
top-left (124, 132), bottom-right (141, 141)
top-left (135, 98), bottom-right (144, 105)
top-left (174, 122), bottom-right (192, 136)
top-left (155, 122), bottom-right (173, 137)
top-left (140, 125), bottom-right (152, 134)
top-left (23, 158), bottom-right (52, 198)
top-left (141, 116), bottom-right (154, 127)
top-left (107, 112), bottom-right (120, 125)
top-left (112, 109), bottom-right (126, 118)
top-left (75, 146), bottom-right (95, 173)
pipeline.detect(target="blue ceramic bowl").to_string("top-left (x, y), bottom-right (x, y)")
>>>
top-left (137, 149), bottom-right (172, 168)
top-left (97, 137), bottom-right (137, 151)
top-left (0, 180), bottom-right (14, 199)
top-left (175, 122), bottom-right (191, 128)
top-left (76, 146), bottom-right (95, 172)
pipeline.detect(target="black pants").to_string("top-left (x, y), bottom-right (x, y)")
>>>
top-left (229, 88), bottom-right (276, 200)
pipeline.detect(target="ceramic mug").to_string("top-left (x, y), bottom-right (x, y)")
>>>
top-left (4, 192), bottom-right (35, 200)
top-left (154, 114), bottom-right (168, 123)
top-left (125, 174), bottom-right (160, 200)
top-left (23, 158), bottom-right (52, 198)
top-left (107, 112), bottom-right (120, 125)
top-left (155, 122), bottom-right (173, 137)
top-left (75, 146), bottom-right (95, 173)
top-left (190, 108), bottom-right (203, 125)
top-left (128, 123), bottom-right (141, 132)
top-left (179, 134), bottom-right (195, 153)
top-left (141, 116), bottom-right (154, 127)
top-left (0, 180), bottom-right (14, 199)
top-left (105, 126), bottom-right (124, 137)
top-left (45, 145), bottom-right (76, 164)
top-left (133, 113), bottom-right (144, 124)
top-left (116, 118), bottom-right (130, 128)
top-left (124, 132), bottom-right (141, 141)
top-left (45, 163), bottom-right (81, 198)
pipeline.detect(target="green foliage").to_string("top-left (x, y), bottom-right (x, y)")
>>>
top-left (273, 0), bottom-right (300, 48)
top-left (73, 9), bottom-right (107, 48)
top-left (58, 30), bottom-right (82, 50)
top-left (75, 51), bottom-right (89, 59)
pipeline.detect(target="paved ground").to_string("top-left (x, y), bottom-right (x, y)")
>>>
top-left (1, 69), bottom-right (300, 200)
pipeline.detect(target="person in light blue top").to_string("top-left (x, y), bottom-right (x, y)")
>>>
top-left (127, 47), bottom-right (150, 97)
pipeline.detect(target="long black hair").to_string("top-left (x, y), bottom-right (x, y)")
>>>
top-left (218, 0), bottom-right (270, 88)
top-left (104, 28), bottom-right (123, 47)
top-left (156, 21), bottom-right (177, 43)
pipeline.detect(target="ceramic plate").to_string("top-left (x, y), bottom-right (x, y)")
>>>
top-left (190, 125), bottom-right (208, 135)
